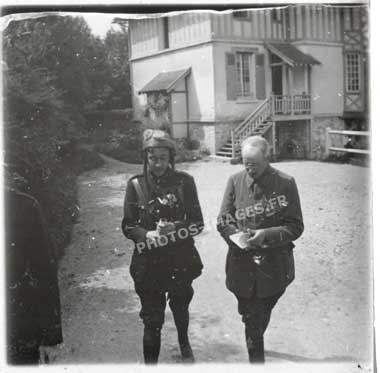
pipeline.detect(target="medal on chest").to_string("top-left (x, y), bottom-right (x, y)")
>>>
top-left (148, 186), bottom-right (182, 222)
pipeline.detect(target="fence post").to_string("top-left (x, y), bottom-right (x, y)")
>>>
top-left (231, 130), bottom-right (236, 159)
top-left (292, 95), bottom-right (295, 114)
top-left (324, 127), bottom-right (332, 159)
top-left (270, 94), bottom-right (274, 115)
top-left (272, 122), bottom-right (276, 160)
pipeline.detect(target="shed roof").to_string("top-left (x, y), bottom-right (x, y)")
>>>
top-left (139, 68), bottom-right (191, 94)
top-left (266, 43), bottom-right (321, 67)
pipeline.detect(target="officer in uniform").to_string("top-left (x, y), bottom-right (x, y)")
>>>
top-left (122, 129), bottom-right (204, 364)
top-left (217, 136), bottom-right (304, 363)
top-left (5, 186), bottom-right (63, 364)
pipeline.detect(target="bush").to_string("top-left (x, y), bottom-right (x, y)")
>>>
top-left (5, 146), bottom-right (104, 259)
top-left (63, 146), bottom-right (105, 174)
top-left (174, 138), bottom-right (210, 163)
top-left (93, 121), bottom-right (143, 164)
top-left (45, 149), bottom-right (104, 257)
top-left (96, 140), bottom-right (143, 164)
top-left (47, 148), bottom-right (104, 256)
top-left (187, 138), bottom-right (200, 150)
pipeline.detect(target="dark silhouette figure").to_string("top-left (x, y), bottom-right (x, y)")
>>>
top-left (5, 188), bottom-right (63, 364)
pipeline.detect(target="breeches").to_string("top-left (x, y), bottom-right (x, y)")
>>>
top-left (135, 280), bottom-right (194, 329)
top-left (236, 289), bottom-right (284, 343)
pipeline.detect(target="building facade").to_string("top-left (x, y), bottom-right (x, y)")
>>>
top-left (128, 5), bottom-right (368, 159)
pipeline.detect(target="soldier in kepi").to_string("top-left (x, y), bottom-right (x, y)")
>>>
top-left (122, 129), bottom-right (204, 364)
top-left (217, 136), bottom-right (304, 363)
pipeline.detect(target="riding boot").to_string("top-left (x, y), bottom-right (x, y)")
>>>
top-left (168, 284), bottom-right (195, 363)
top-left (178, 335), bottom-right (195, 364)
top-left (173, 311), bottom-right (195, 363)
top-left (245, 329), bottom-right (265, 363)
top-left (143, 326), bottom-right (161, 364)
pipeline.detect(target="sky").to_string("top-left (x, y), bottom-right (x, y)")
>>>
top-left (82, 13), bottom-right (120, 38)
top-left (0, 12), bottom-right (125, 38)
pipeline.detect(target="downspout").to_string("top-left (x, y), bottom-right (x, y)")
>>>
top-left (127, 21), bottom-right (134, 112)
top-left (308, 64), bottom-right (312, 158)
top-left (185, 75), bottom-right (190, 139)
top-left (167, 92), bottom-right (173, 137)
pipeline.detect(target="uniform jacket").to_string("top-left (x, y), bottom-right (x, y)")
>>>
top-left (5, 188), bottom-right (63, 349)
top-left (217, 165), bottom-right (304, 298)
top-left (122, 168), bottom-right (204, 288)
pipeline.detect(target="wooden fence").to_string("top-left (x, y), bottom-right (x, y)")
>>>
top-left (324, 127), bottom-right (370, 157)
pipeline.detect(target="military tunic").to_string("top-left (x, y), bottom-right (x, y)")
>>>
top-left (217, 164), bottom-right (304, 298)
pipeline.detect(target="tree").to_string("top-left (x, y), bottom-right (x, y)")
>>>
top-left (103, 23), bottom-right (131, 109)
top-left (3, 15), bottom-right (112, 253)
top-left (3, 15), bottom-right (113, 135)
top-left (3, 17), bottom-right (68, 185)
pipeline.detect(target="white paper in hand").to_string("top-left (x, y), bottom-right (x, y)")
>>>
top-left (229, 231), bottom-right (251, 249)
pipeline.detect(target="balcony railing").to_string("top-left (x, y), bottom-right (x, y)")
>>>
top-left (271, 94), bottom-right (311, 115)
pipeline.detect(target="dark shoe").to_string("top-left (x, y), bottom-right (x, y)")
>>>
top-left (247, 341), bottom-right (264, 363)
top-left (179, 342), bottom-right (195, 363)
top-left (143, 327), bottom-right (161, 364)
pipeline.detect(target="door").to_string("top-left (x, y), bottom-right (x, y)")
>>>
top-left (271, 65), bottom-right (283, 95)
top-left (271, 65), bottom-right (285, 114)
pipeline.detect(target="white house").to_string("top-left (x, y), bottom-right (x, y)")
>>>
top-left (127, 5), bottom-right (368, 159)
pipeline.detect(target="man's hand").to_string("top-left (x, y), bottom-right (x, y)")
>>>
top-left (157, 221), bottom-right (176, 236)
top-left (246, 229), bottom-right (266, 248)
top-left (146, 230), bottom-right (160, 243)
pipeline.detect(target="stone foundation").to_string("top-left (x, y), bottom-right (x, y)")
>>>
top-left (311, 116), bottom-right (345, 160)
top-left (275, 121), bottom-right (309, 159)
top-left (215, 122), bottom-right (240, 153)
top-left (183, 116), bottom-right (346, 159)
top-left (189, 121), bottom-right (239, 155)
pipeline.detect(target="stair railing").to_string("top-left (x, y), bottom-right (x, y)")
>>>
top-left (231, 97), bottom-right (272, 158)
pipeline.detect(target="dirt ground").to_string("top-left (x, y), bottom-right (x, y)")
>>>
top-left (51, 156), bottom-right (372, 371)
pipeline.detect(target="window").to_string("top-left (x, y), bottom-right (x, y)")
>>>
top-left (345, 53), bottom-right (361, 92)
top-left (272, 9), bottom-right (282, 23)
top-left (163, 17), bottom-right (169, 49)
top-left (236, 52), bottom-right (255, 98)
top-left (233, 11), bottom-right (250, 20)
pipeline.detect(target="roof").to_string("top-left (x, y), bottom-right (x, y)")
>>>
top-left (266, 43), bottom-right (321, 67)
top-left (139, 68), bottom-right (191, 94)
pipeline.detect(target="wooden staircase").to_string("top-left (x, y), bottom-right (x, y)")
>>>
top-left (216, 97), bottom-right (273, 159)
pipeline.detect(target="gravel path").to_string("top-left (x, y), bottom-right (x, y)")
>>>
top-left (52, 157), bottom-right (372, 371)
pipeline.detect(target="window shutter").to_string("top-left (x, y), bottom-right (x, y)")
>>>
top-left (255, 53), bottom-right (266, 100)
top-left (226, 52), bottom-right (237, 101)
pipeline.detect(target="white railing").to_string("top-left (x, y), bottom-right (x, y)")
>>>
top-left (231, 98), bottom-right (272, 158)
top-left (229, 94), bottom-right (312, 159)
top-left (271, 94), bottom-right (311, 115)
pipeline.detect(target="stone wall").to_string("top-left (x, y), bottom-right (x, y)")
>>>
top-left (188, 121), bottom-right (239, 155)
top-left (311, 116), bottom-right (345, 160)
top-left (189, 123), bottom-right (215, 154)
top-left (273, 117), bottom-right (347, 160)
top-left (275, 121), bottom-right (309, 159)
top-left (215, 122), bottom-right (239, 153)
top-left (186, 116), bottom-right (350, 159)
